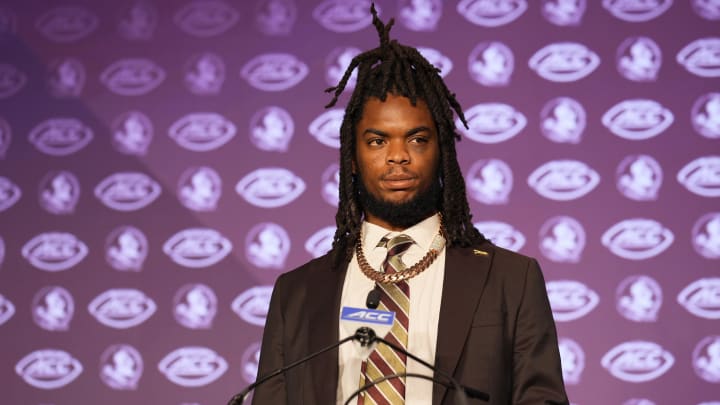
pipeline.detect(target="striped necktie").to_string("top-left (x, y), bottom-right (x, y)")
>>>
top-left (358, 234), bottom-right (414, 405)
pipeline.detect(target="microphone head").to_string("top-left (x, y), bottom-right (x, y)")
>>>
top-left (366, 287), bottom-right (381, 309)
top-left (355, 327), bottom-right (376, 347)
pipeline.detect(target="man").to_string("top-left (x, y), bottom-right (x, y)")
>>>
top-left (251, 6), bottom-right (568, 405)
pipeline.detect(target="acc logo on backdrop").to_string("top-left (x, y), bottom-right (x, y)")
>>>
top-left (250, 106), bottom-right (294, 152)
top-left (0, 63), bottom-right (26, 99)
top-left (321, 164), bottom-right (340, 207)
top-left (28, 118), bottom-right (93, 156)
top-left (236, 167), bottom-right (306, 208)
top-left (528, 160), bottom-right (599, 201)
top-left (539, 216), bottom-right (585, 263)
top-left (241, 342), bottom-right (262, 384)
top-left (601, 218), bottom-right (674, 260)
top-left (232, 285), bottom-right (273, 326)
top-left (541, 0), bottom-right (586, 26)
top-left (88, 288), bottom-right (157, 329)
top-left (677, 278), bottom-right (720, 319)
top-left (398, 0), bottom-right (442, 31)
top-left (241, 53), bottom-right (308, 91)
top-left (692, 0), bottom-right (720, 20)
top-left (94, 172), bottom-right (162, 211)
top-left (616, 37), bottom-right (662, 82)
top-left (692, 336), bottom-right (720, 383)
top-left (32, 286), bottom-right (74, 331)
top-left (0, 117), bottom-right (11, 158)
top-left (245, 222), bottom-right (290, 269)
top-left (174, 283), bottom-right (217, 329)
top-left (100, 344), bottom-right (143, 390)
top-left (467, 159), bottom-right (513, 204)
top-left (309, 108), bottom-right (343, 148)
top-left (313, 0), bottom-right (377, 32)
top-left (0, 176), bottom-right (22, 212)
top-left (676, 38), bottom-right (720, 78)
top-left (457, 103), bottom-right (526, 144)
top-left (158, 346), bottom-right (228, 387)
top-left (112, 111), bottom-right (154, 156)
top-left (616, 155), bottom-right (663, 201)
top-left (16, 349), bottom-right (83, 389)
top-left (692, 92), bottom-right (720, 139)
top-left (601, 341), bottom-right (674, 382)
top-left (457, 0), bottom-right (527, 26)
top-left (100, 58), bottom-right (165, 96)
top-left (558, 338), bottom-right (585, 385)
top-left (48, 57), bottom-right (85, 98)
top-left (168, 112), bottom-right (237, 152)
top-left (184, 52), bottom-right (225, 95)
top-left (38, 170), bottom-right (80, 215)
top-left (692, 212), bottom-right (720, 259)
top-left (546, 280), bottom-right (599, 322)
top-left (602, 99), bottom-right (674, 140)
top-left (326, 47), bottom-right (360, 89)
top-left (418, 47), bottom-right (453, 77)
top-left (540, 97), bottom-right (586, 144)
top-left (118, 2), bottom-right (157, 40)
top-left (529, 42), bottom-right (600, 82)
top-left (616, 275), bottom-right (662, 322)
top-left (676, 156), bottom-right (720, 197)
top-left (603, 0), bottom-right (673, 22)
top-left (177, 166), bottom-right (222, 211)
top-left (163, 228), bottom-right (232, 268)
top-left (35, 6), bottom-right (98, 42)
top-left (473, 221), bottom-right (525, 252)
top-left (305, 226), bottom-right (336, 258)
top-left (22, 232), bottom-right (88, 272)
top-left (255, 0), bottom-right (297, 35)
top-left (468, 42), bottom-right (514, 86)
top-left (105, 225), bottom-right (148, 272)
top-left (0, 293), bottom-right (15, 326)
top-left (173, 1), bottom-right (239, 37)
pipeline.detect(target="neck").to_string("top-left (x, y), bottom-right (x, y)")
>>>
top-left (364, 211), bottom-right (437, 232)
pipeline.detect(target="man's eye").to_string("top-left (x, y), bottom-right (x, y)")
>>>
top-left (410, 136), bottom-right (428, 144)
top-left (368, 138), bottom-right (384, 146)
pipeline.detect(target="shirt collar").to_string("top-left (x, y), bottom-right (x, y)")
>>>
top-left (361, 213), bottom-right (441, 253)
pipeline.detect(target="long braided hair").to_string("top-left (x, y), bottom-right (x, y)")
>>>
top-left (326, 5), bottom-right (486, 268)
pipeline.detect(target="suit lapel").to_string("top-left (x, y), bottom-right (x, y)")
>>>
top-left (433, 244), bottom-right (493, 405)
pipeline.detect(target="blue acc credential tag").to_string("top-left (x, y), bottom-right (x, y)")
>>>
top-left (340, 306), bottom-right (395, 325)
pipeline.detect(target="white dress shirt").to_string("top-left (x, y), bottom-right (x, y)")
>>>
top-left (336, 214), bottom-right (446, 405)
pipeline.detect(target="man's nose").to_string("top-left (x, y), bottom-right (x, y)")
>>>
top-left (386, 140), bottom-right (410, 164)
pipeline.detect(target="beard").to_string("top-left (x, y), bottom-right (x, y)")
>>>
top-left (356, 173), bottom-right (441, 229)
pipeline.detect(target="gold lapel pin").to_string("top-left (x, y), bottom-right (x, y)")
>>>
top-left (473, 249), bottom-right (488, 256)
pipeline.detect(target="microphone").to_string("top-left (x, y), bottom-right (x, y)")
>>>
top-left (366, 287), bottom-right (381, 309)
top-left (344, 372), bottom-right (482, 405)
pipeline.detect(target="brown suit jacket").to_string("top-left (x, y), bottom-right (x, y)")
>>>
top-left (252, 240), bottom-right (569, 405)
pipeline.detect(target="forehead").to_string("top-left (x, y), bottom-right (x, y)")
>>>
top-left (358, 94), bottom-right (434, 125)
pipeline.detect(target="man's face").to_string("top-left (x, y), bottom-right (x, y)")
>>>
top-left (354, 93), bottom-right (440, 230)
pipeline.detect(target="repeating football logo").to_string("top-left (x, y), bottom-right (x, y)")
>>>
top-left (457, 103), bottom-right (526, 144)
top-left (35, 6), bottom-right (98, 42)
top-left (540, 97), bottom-right (586, 144)
top-left (255, 0), bottom-right (297, 35)
top-left (467, 159), bottom-right (513, 204)
top-left (676, 38), bottom-right (720, 78)
top-left (546, 280), bottom-right (599, 322)
top-left (692, 335), bottom-right (720, 383)
top-left (38, 170), bottom-right (80, 215)
top-left (0, 176), bottom-right (22, 212)
top-left (398, 0), bottom-right (442, 31)
top-left (527, 160), bottom-right (600, 201)
top-left (241, 342), bottom-right (262, 384)
top-left (305, 225), bottom-right (336, 258)
top-left (325, 46), bottom-right (360, 90)
top-left (692, 212), bottom-right (720, 259)
top-left (100, 58), bottom-right (166, 96)
top-left (692, 92), bottom-right (720, 139)
top-left (529, 42), bottom-right (600, 82)
top-left (558, 337), bottom-right (585, 385)
top-left (601, 341), bottom-right (674, 382)
top-left (616, 275), bottom-right (662, 322)
top-left (468, 42), bottom-right (514, 86)
top-left (28, 118), bottom-right (94, 156)
top-left (163, 228), bottom-right (232, 268)
top-left (312, 0), bottom-right (376, 33)
top-left (0, 293), bottom-right (16, 326)
top-left (0, 63), bottom-right (27, 99)
top-left (231, 285), bottom-right (273, 326)
top-left (22, 232), bottom-right (88, 272)
top-left (236, 167), bottom-right (306, 208)
top-left (158, 347), bottom-right (228, 387)
top-left (105, 225), bottom-right (148, 272)
top-left (309, 108), bottom-right (343, 148)
top-left (173, 283), bottom-right (217, 329)
top-left (240, 53), bottom-right (309, 91)
top-left (112, 111), bottom-right (154, 156)
top-left (250, 106), bottom-right (294, 152)
top-left (184, 52), bottom-right (225, 95)
top-left (677, 278), bottom-right (720, 319)
top-left (0, 116), bottom-right (11, 158)
top-left (100, 344), bottom-right (143, 390)
top-left (616, 155), bottom-right (663, 201)
top-left (676, 156), bottom-right (720, 197)
top-left (173, 1), bottom-right (239, 37)
top-left (177, 166), bottom-right (222, 211)
top-left (245, 222), bottom-right (290, 269)
top-left (94, 172), bottom-right (162, 211)
top-left (321, 163), bottom-right (340, 207)
top-left (541, 0), bottom-right (586, 26)
top-left (623, 399), bottom-right (657, 405)
top-left (48, 57), bottom-right (85, 98)
top-left (168, 112), bottom-right (237, 152)
top-left (602, 99), bottom-right (674, 140)
top-left (473, 221), bottom-right (525, 252)
top-left (418, 47), bottom-right (453, 77)
top-left (0, 7), bottom-right (17, 37)
top-left (32, 286), bottom-right (74, 331)
top-left (539, 216), bottom-right (585, 263)
top-left (616, 37), bottom-right (662, 82)
top-left (16, 349), bottom-right (83, 389)
top-left (118, 2), bottom-right (157, 40)
top-left (603, 0), bottom-right (673, 22)
top-left (88, 288), bottom-right (157, 329)
top-left (457, 0), bottom-right (527, 26)
top-left (692, 0), bottom-right (720, 20)
top-left (601, 218), bottom-right (674, 260)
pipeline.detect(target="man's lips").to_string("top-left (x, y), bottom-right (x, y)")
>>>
top-left (381, 175), bottom-right (417, 190)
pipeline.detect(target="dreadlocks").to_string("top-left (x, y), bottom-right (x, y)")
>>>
top-left (326, 4), bottom-right (486, 268)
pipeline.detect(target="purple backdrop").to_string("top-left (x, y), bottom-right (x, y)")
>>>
top-left (1, 1), bottom-right (719, 404)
